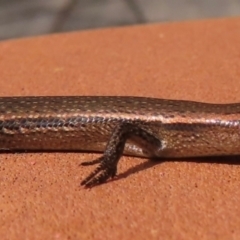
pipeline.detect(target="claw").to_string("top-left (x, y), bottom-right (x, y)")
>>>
top-left (80, 164), bottom-right (102, 186)
top-left (82, 167), bottom-right (116, 187)
top-left (80, 156), bottom-right (103, 166)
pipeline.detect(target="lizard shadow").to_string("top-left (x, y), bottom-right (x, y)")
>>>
top-left (1, 150), bottom-right (240, 185)
top-left (112, 155), bottom-right (240, 183)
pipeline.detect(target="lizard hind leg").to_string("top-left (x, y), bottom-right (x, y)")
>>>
top-left (80, 122), bottom-right (161, 187)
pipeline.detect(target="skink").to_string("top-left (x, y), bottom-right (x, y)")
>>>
top-left (0, 96), bottom-right (240, 187)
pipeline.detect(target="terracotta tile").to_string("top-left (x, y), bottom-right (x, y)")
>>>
top-left (0, 18), bottom-right (240, 239)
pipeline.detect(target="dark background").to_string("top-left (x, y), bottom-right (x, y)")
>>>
top-left (1, 0), bottom-right (240, 40)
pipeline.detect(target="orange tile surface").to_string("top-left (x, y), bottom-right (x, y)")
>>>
top-left (0, 18), bottom-right (240, 239)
